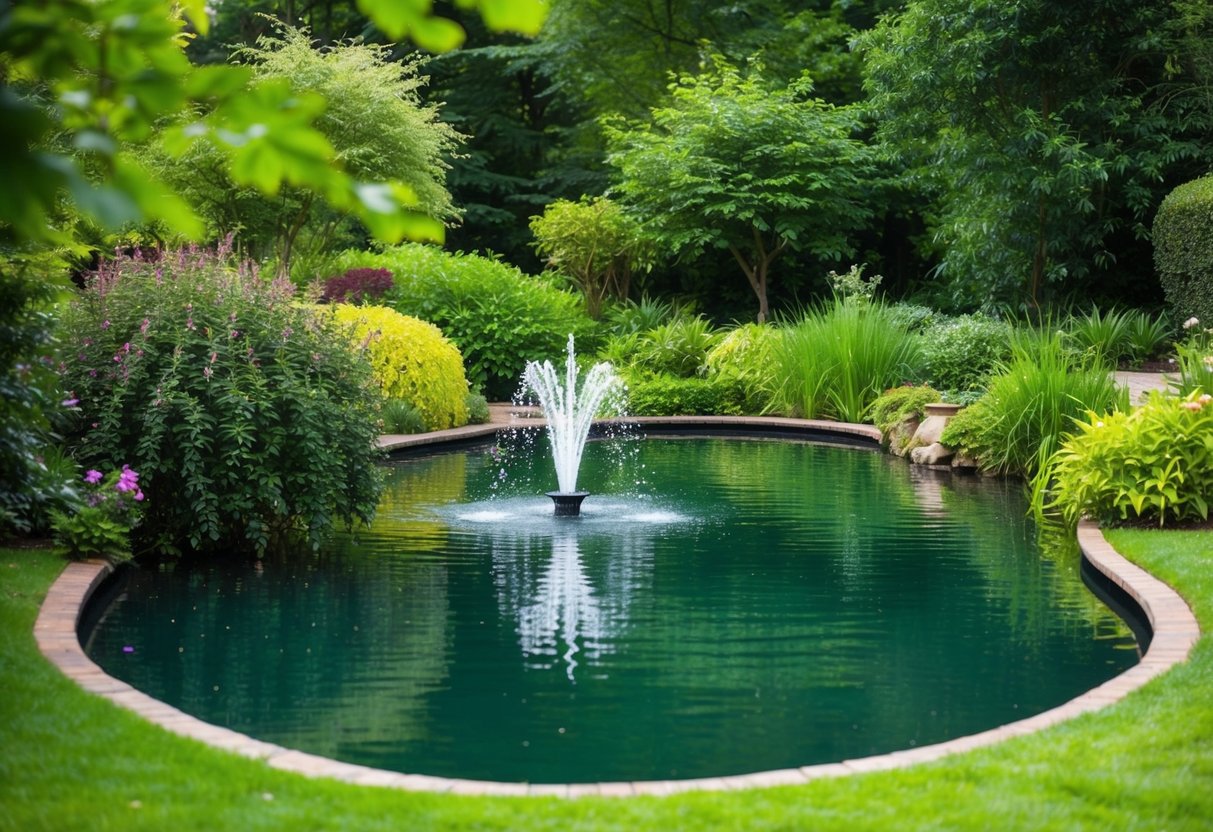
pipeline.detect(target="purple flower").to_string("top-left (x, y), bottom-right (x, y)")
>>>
top-left (62, 398), bottom-right (79, 408)
top-left (84, 469), bottom-right (103, 484)
top-left (133, 490), bottom-right (145, 502)
top-left (101, 319), bottom-right (111, 330)
top-left (140, 318), bottom-right (150, 334)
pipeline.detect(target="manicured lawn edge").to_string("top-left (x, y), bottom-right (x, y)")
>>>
top-left (30, 523), bottom-right (1198, 798)
top-left (3, 528), bottom-right (1212, 829)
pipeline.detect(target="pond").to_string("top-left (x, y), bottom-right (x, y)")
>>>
top-left (84, 435), bottom-right (1138, 784)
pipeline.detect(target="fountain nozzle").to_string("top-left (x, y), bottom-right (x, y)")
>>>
top-left (547, 491), bottom-right (589, 517)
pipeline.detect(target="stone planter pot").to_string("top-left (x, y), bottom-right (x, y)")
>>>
top-left (910, 403), bottom-right (964, 448)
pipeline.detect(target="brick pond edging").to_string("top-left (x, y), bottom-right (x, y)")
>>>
top-left (35, 420), bottom-right (1200, 797)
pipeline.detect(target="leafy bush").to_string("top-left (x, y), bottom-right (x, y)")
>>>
top-left (380, 398), bottom-right (427, 435)
top-left (332, 304), bottom-right (469, 431)
top-left (771, 299), bottom-right (922, 422)
top-left (321, 268), bottom-right (394, 304)
top-left (1154, 174), bottom-right (1213, 332)
top-left (334, 245), bottom-right (597, 400)
top-left (704, 323), bottom-right (781, 413)
top-left (629, 316), bottom-right (721, 378)
top-left (0, 264), bottom-right (77, 535)
top-left (1064, 307), bottom-right (1134, 368)
top-left (939, 331), bottom-right (1127, 478)
top-left (1043, 391), bottom-right (1213, 526)
top-left (885, 303), bottom-right (939, 333)
top-left (57, 245), bottom-right (384, 556)
top-left (1124, 309), bottom-right (1172, 365)
top-left (625, 373), bottom-right (747, 416)
top-left (50, 465), bottom-right (144, 562)
top-left (529, 196), bottom-right (654, 319)
top-left (465, 391), bottom-right (491, 425)
top-left (868, 385), bottom-right (943, 436)
top-left (918, 313), bottom-right (1011, 393)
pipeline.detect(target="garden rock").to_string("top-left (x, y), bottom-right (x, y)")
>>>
top-left (911, 443), bottom-right (955, 466)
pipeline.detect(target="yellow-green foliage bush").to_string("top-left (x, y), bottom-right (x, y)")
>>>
top-left (333, 305), bottom-right (469, 431)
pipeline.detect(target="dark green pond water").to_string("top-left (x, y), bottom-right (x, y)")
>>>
top-left (85, 437), bottom-right (1138, 783)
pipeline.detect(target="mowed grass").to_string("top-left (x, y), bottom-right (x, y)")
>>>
top-left (1, 531), bottom-right (1211, 831)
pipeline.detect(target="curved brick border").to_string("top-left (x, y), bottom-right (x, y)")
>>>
top-left (36, 420), bottom-right (1199, 797)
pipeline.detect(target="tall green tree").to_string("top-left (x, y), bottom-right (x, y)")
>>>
top-left (145, 22), bottom-right (463, 275)
top-left (606, 59), bottom-right (878, 323)
top-left (860, 0), bottom-right (1213, 311)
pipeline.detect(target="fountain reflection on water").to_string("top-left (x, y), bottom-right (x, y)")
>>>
top-left (521, 334), bottom-right (625, 516)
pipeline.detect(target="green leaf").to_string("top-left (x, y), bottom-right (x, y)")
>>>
top-left (410, 16), bottom-right (466, 52)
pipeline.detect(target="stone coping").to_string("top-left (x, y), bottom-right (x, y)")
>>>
top-left (379, 414), bottom-right (882, 453)
top-left (34, 417), bottom-right (1200, 797)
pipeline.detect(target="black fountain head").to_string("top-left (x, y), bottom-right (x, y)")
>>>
top-left (547, 491), bottom-right (589, 517)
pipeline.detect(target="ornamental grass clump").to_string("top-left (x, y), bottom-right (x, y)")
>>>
top-left (1041, 391), bottom-right (1213, 526)
top-left (57, 242), bottom-right (384, 557)
top-left (771, 298), bottom-right (921, 422)
top-left (940, 329), bottom-right (1126, 479)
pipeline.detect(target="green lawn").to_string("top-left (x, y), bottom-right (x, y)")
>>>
top-left (1, 530), bottom-right (1211, 831)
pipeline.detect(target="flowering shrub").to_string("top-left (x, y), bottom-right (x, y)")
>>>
top-left (50, 466), bottom-right (144, 562)
top-left (320, 268), bottom-right (394, 304)
top-left (332, 304), bottom-right (469, 431)
top-left (57, 242), bottom-right (384, 557)
top-left (1043, 391), bottom-right (1213, 526)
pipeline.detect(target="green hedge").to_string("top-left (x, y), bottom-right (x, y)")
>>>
top-left (625, 374), bottom-right (747, 416)
top-left (1154, 175), bottom-right (1213, 329)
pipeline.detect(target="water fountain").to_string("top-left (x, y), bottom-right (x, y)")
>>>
top-left (521, 334), bottom-right (624, 517)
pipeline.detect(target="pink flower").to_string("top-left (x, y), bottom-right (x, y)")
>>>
top-left (1180, 401), bottom-right (1202, 412)
top-left (140, 318), bottom-right (150, 334)
top-left (115, 465), bottom-right (140, 493)
top-left (84, 469), bottom-right (103, 484)
top-left (101, 319), bottom-right (111, 330)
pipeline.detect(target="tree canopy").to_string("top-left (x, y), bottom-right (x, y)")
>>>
top-left (606, 59), bottom-right (878, 322)
top-left (859, 0), bottom-right (1213, 310)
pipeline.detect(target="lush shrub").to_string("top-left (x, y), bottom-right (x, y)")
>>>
top-left (57, 246), bottom-right (384, 556)
top-left (465, 391), bottom-right (491, 425)
top-left (1064, 307), bottom-right (1134, 368)
top-left (380, 398), bottom-right (427, 435)
top-left (885, 302), bottom-right (939, 333)
top-left (603, 295), bottom-right (678, 336)
top-left (334, 245), bottom-right (597, 400)
top-left (939, 330), bottom-right (1127, 478)
top-left (332, 304), bottom-right (469, 431)
top-left (705, 323), bottom-right (781, 413)
top-left (529, 196), bottom-right (654, 319)
top-left (625, 373), bottom-right (747, 416)
top-left (1043, 391), bottom-right (1213, 526)
top-left (321, 268), bottom-right (394, 304)
top-left (868, 385), bottom-right (943, 436)
top-left (918, 313), bottom-right (1011, 393)
top-left (771, 299), bottom-right (922, 422)
top-left (629, 316), bottom-right (720, 378)
top-left (0, 264), bottom-right (77, 535)
top-left (1154, 174), bottom-right (1213, 331)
